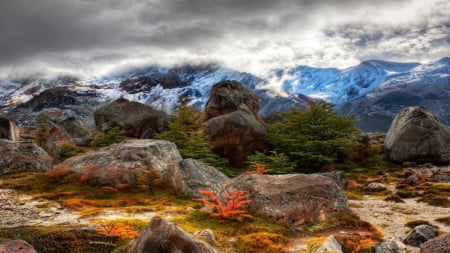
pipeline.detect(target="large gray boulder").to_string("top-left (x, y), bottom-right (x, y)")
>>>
top-left (0, 139), bottom-right (52, 174)
top-left (0, 117), bottom-right (20, 141)
top-left (0, 240), bottom-right (38, 253)
top-left (58, 140), bottom-right (229, 197)
top-left (217, 173), bottom-right (349, 224)
top-left (94, 98), bottom-right (168, 138)
top-left (420, 233), bottom-right (450, 253)
top-left (126, 216), bottom-right (216, 253)
top-left (384, 106), bottom-right (450, 163)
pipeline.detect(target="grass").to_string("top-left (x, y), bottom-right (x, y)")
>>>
top-left (435, 216), bottom-right (450, 226)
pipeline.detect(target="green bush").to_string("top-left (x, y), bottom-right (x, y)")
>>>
top-left (90, 127), bottom-right (125, 147)
top-left (268, 102), bottom-right (362, 173)
top-left (246, 151), bottom-right (295, 174)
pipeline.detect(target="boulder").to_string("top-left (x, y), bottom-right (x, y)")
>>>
top-left (217, 173), bottom-right (349, 224)
top-left (204, 110), bottom-right (267, 167)
top-left (384, 106), bottom-right (450, 163)
top-left (0, 240), bottom-right (38, 253)
top-left (0, 117), bottom-right (20, 141)
top-left (58, 139), bottom-right (182, 185)
top-left (205, 80), bottom-right (260, 120)
top-left (403, 224), bottom-right (438, 247)
top-left (420, 233), bottom-right (450, 253)
top-left (126, 216), bottom-right (216, 253)
top-left (0, 139), bottom-right (52, 175)
top-left (58, 117), bottom-right (96, 146)
top-left (375, 237), bottom-right (406, 253)
top-left (58, 140), bottom-right (228, 197)
top-left (94, 98), bottom-right (168, 138)
top-left (42, 125), bottom-right (73, 159)
top-left (363, 182), bottom-right (387, 192)
top-left (175, 159), bottom-right (229, 198)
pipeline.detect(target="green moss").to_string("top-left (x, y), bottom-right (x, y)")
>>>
top-left (235, 232), bottom-right (290, 253)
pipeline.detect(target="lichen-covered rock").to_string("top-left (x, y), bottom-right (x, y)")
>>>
top-left (420, 233), bottom-right (450, 253)
top-left (94, 98), bottom-right (168, 138)
top-left (363, 182), bottom-right (387, 192)
top-left (0, 139), bottom-right (52, 175)
top-left (0, 240), bottom-right (38, 253)
top-left (218, 173), bottom-right (349, 224)
top-left (375, 237), bottom-right (406, 253)
top-left (174, 159), bottom-right (229, 198)
top-left (403, 224), bottom-right (438, 247)
top-left (384, 106), bottom-right (450, 163)
top-left (58, 139), bottom-right (182, 184)
top-left (126, 216), bottom-right (216, 253)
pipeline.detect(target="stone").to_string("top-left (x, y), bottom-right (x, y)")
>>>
top-left (0, 240), bottom-right (38, 253)
top-left (205, 80), bottom-right (260, 120)
top-left (193, 229), bottom-right (216, 246)
top-left (126, 216), bottom-right (216, 253)
top-left (403, 224), bottom-right (438, 247)
top-left (363, 182), bottom-right (387, 192)
top-left (312, 235), bottom-right (343, 253)
top-left (58, 139), bottom-right (182, 185)
top-left (58, 140), bottom-right (228, 198)
top-left (405, 175), bottom-right (420, 186)
top-left (384, 106), bottom-right (450, 163)
top-left (204, 81), bottom-right (268, 167)
top-left (0, 117), bottom-right (20, 141)
top-left (174, 159), bottom-right (229, 198)
top-left (94, 98), bottom-right (168, 138)
top-left (0, 139), bottom-right (52, 175)
top-left (217, 173), bottom-right (349, 224)
top-left (58, 117), bottom-right (96, 146)
top-left (375, 237), bottom-right (406, 253)
top-left (205, 110), bottom-right (267, 167)
top-left (420, 233), bottom-right (450, 253)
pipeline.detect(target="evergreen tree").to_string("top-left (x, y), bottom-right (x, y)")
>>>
top-left (156, 100), bottom-right (228, 170)
top-left (268, 101), bottom-right (362, 172)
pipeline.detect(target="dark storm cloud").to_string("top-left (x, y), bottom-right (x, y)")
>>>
top-left (0, 0), bottom-right (447, 78)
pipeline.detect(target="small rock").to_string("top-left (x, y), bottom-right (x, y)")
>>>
top-left (384, 193), bottom-right (405, 203)
top-left (420, 233), bottom-right (450, 253)
top-left (405, 175), bottom-right (420, 186)
top-left (363, 182), bottom-right (387, 192)
top-left (345, 180), bottom-right (360, 191)
top-left (194, 229), bottom-right (216, 245)
top-left (375, 237), bottom-right (406, 253)
top-left (403, 225), bottom-right (438, 247)
top-left (0, 240), bottom-right (38, 253)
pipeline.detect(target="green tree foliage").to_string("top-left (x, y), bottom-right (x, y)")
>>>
top-left (246, 151), bottom-right (296, 174)
top-left (268, 101), bottom-right (362, 172)
top-left (90, 126), bottom-right (125, 147)
top-left (155, 101), bottom-right (228, 170)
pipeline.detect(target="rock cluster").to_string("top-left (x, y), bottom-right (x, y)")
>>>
top-left (204, 81), bottom-right (268, 167)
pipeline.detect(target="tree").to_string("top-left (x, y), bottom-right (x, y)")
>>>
top-left (90, 127), bottom-right (125, 147)
top-left (155, 100), bottom-right (228, 170)
top-left (268, 101), bottom-right (362, 172)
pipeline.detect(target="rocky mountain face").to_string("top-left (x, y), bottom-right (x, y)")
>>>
top-left (0, 58), bottom-right (449, 132)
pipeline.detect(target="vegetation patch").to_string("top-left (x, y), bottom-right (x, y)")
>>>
top-left (435, 216), bottom-right (450, 226)
top-left (235, 232), bottom-right (291, 253)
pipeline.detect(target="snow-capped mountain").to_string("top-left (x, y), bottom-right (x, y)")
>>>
top-left (270, 60), bottom-right (420, 104)
top-left (0, 58), bottom-right (448, 131)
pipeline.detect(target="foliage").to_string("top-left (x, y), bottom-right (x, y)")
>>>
top-left (90, 127), bottom-right (125, 147)
top-left (79, 165), bottom-right (132, 192)
top-left (336, 235), bottom-right (377, 253)
top-left (45, 167), bottom-right (75, 183)
top-left (155, 101), bottom-right (228, 171)
top-left (97, 222), bottom-right (139, 240)
top-left (235, 232), bottom-right (290, 253)
top-left (194, 189), bottom-right (252, 221)
top-left (268, 101), bottom-right (362, 172)
top-left (246, 151), bottom-right (296, 174)
top-left (58, 140), bottom-right (85, 161)
top-left (246, 162), bottom-right (271, 174)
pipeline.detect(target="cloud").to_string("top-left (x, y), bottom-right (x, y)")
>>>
top-left (0, 0), bottom-right (448, 79)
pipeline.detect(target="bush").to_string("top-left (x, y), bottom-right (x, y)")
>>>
top-left (90, 127), bottom-right (125, 147)
top-left (59, 140), bottom-right (85, 161)
top-left (246, 151), bottom-right (295, 174)
top-left (268, 102), bottom-right (362, 172)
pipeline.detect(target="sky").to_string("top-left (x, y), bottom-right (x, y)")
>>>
top-left (0, 0), bottom-right (449, 79)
